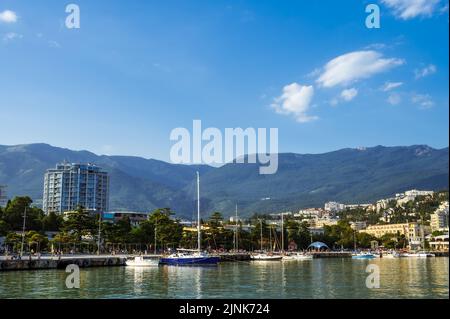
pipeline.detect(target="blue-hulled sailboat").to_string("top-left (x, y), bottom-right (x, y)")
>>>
top-left (160, 172), bottom-right (220, 266)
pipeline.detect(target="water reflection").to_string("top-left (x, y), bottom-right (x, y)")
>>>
top-left (0, 258), bottom-right (448, 299)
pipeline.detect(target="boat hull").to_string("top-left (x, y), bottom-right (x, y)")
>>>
top-left (160, 256), bottom-right (220, 265)
top-left (352, 254), bottom-right (375, 259)
top-left (125, 256), bottom-right (160, 267)
top-left (125, 261), bottom-right (159, 267)
top-left (251, 255), bottom-right (282, 261)
top-left (294, 255), bottom-right (313, 260)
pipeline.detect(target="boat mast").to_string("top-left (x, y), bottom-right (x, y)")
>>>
top-left (97, 212), bottom-right (102, 255)
top-left (235, 204), bottom-right (238, 252)
top-left (197, 171), bottom-right (201, 253)
top-left (154, 216), bottom-right (157, 254)
top-left (269, 225), bottom-right (272, 252)
top-left (260, 219), bottom-right (263, 251)
top-left (281, 213), bottom-right (284, 253)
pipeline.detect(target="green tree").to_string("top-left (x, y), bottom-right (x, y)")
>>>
top-left (209, 212), bottom-right (223, 227)
top-left (0, 220), bottom-right (9, 236)
top-left (147, 208), bottom-right (183, 250)
top-left (103, 216), bottom-right (132, 243)
top-left (130, 220), bottom-right (154, 245)
top-left (357, 232), bottom-right (377, 248)
top-left (5, 232), bottom-right (22, 252)
top-left (27, 231), bottom-right (49, 253)
top-left (41, 211), bottom-right (63, 232)
top-left (2, 196), bottom-right (44, 231)
top-left (297, 221), bottom-right (312, 249)
top-left (62, 206), bottom-right (96, 242)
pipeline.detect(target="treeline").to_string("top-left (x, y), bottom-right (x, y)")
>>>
top-left (0, 196), bottom-right (394, 254)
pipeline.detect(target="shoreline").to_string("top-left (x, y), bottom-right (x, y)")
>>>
top-left (1, 251), bottom-right (448, 272)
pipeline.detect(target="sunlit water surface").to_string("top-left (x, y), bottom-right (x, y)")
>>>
top-left (0, 258), bottom-right (448, 299)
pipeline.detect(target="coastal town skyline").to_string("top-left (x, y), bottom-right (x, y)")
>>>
top-left (0, 0), bottom-right (448, 303)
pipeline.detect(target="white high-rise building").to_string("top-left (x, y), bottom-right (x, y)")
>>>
top-left (43, 163), bottom-right (109, 214)
top-left (324, 201), bottom-right (345, 212)
top-left (431, 202), bottom-right (449, 232)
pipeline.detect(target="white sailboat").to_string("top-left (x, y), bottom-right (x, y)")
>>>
top-left (251, 219), bottom-right (282, 261)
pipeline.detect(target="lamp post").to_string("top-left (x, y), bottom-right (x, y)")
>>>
top-left (20, 207), bottom-right (27, 258)
top-left (97, 212), bottom-right (102, 255)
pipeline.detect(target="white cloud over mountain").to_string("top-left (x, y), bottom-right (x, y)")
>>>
top-left (316, 51), bottom-right (404, 88)
top-left (271, 83), bottom-right (318, 123)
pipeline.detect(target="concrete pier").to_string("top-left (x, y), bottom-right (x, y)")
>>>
top-left (0, 255), bottom-right (126, 271)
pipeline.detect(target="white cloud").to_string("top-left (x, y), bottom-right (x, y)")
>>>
top-left (306, 68), bottom-right (321, 78)
top-left (316, 51), bottom-right (404, 88)
top-left (48, 40), bottom-right (61, 48)
top-left (387, 93), bottom-right (402, 105)
top-left (2, 32), bottom-right (23, 42)
top-left (365, 43), bottom-right (387, 50)
top-left (0, 10), bottom-right (17, 23)
top-left (329, 98), bottom-right (339, 107)
top-left (381, 0), bottom-right (442, 20)
top-left (412, 93), bottom-right (434, 109)
top-left (271, 83), bottom-right (318, 123)
top-left (414, 64), bottom-right (437, 79)
top-left (340, 88), bottom-right (358, 101)
top-left (382, 81), bottom-right (403, 91)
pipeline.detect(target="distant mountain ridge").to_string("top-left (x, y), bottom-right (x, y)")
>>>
top-left (0, 143), bottom-right (448, 218)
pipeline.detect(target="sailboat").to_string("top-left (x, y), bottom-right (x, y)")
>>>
top-left (251, 219), bottom-right (282, 261)
top-left (160, 172), bottom-right (220, 266)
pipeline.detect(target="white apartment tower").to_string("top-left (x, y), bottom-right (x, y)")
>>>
top-left (43, 163), bottom-right (109, 214)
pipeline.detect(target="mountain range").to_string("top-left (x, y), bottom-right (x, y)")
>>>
top-left (0, 143), bottom-right (448, 219)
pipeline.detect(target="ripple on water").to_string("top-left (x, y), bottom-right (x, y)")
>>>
top-left (0, 258), bottom-right (448, 299)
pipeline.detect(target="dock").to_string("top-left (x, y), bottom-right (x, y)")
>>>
top-left (0, 255), bottom-right (126, 271)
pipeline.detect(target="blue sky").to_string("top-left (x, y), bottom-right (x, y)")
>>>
top-left (0, 0), bottom-right (448, 161)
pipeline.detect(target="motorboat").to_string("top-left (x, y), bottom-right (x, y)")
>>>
top-left (352, 252), bottom-right (376, 259)
top-left (293, 253), bottom-right (313, 260)
top-left (404, 251), bottom-right (436, 258)
top-left (125, 256), bottom-right (159, 267)
top-left (384, 251), bottom-right (408, 258)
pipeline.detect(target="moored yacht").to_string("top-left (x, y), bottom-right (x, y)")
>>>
top-left (160, 251), bottom-right (220, 265)
top-left (251, 253), bottom-right (282, 261)
top-left (404, 251), bottom-right (436, 258)
top-left (159, 172), bottom-right (220, 266)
